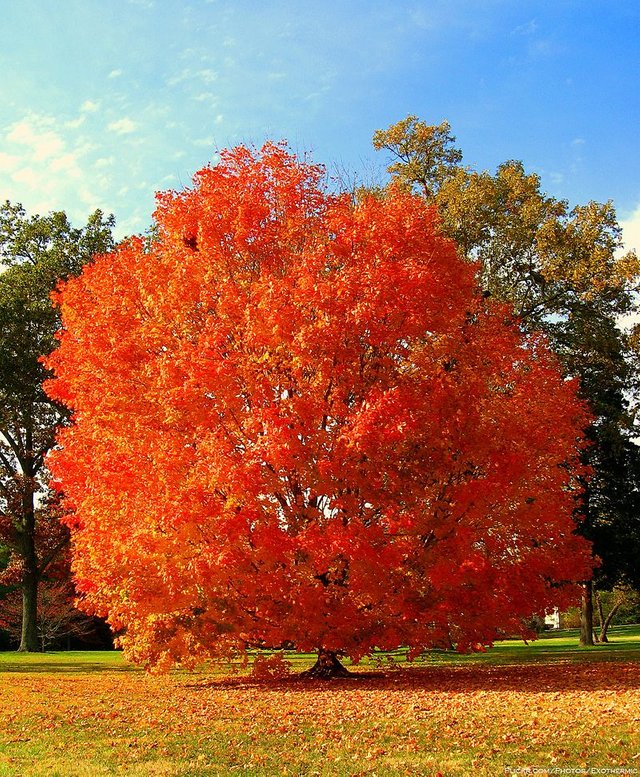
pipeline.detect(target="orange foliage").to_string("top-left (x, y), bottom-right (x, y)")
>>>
top-left (45, 143), bottom-right (593, 669)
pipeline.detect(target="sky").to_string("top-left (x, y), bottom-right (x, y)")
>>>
top-left (1, 0), bottom-right (638, 250)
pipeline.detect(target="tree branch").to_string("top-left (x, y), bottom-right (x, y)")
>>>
top-left (38, 534), bottom-right (70, 576)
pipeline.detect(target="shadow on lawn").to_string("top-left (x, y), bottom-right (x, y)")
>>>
top-left (0, 659), bottom-right (137, 674)
top-left (193, 660), bottom-right (640, 694)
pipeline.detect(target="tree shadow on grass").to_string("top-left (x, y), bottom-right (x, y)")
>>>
top-left (0, 659), bottom-right (138, 674)
top-left (189, 660), bottom-right (640, 694)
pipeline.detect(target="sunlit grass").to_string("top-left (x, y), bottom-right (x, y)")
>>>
top-left (1, 624), bottom-right (638, 674)
top-left (0, 626), bottom-right (638, 776)
top-left (0, 649), bottom-right (130, 673)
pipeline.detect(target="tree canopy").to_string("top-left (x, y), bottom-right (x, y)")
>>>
top-left (0, 201), bottom-right (115, 651)
top-left (372, 116), bottom-right (640, 644)
top-left (46, 144), bottom-right (592, 670)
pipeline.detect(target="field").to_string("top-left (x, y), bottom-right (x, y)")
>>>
top-left (0, 626), bottom-right (639, 776)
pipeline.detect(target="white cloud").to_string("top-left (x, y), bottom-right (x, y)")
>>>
top-left (49, 153), bottom-right (83, 177)
top-left (12, 167), bottom-right (41, 188)
top-left (615, 205), bottom-right (640, 332)
top-left (167, 68), bottom-right (192, 87)
top-left (193, 136), bottom-right (215, 147)
top-left (7, 118), bottom-right (65, 161)
top-left (167, 68), bottom-right (218, 87)
top-left (80, 100), bottom-right (100, 113)
top-left (194, 92), bottom-right (217, 103)
top-left (107, 118), bottom-right (137, 135)
top-left (118, 214), bottom-right (146, 235)
top-left (108, 69), bottom-right (123, 78)
top-left (620, 205), bottom-right (640, 255)
top-left (0, 112), bottom-right (102, 224)
top-left (198, 69), bottom-right (218, 83)
top-left (0, 151), bottom-right (19, 172)
top-left (65, 116), bottom-right (86, 129)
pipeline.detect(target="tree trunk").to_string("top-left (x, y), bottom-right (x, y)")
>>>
top-left (18, 564), bottom-right (39, 652)
top-left (599, 601), bottom-right (623, 644)
top-left (579, 580), bottom-right (594, 646)
top-left (595, 590), bottom-right (604, 641)
top-left (17, 445), bottom-right (40, 653)
top-left (301, 649), bottom-right (352, 679)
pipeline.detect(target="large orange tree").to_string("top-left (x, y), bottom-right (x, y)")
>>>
top-left (46, 144), bottom-right (593, 673)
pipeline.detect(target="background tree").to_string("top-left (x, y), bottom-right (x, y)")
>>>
top-left (46, 143), bottom-right (592, 675)
top-left (594, 585), bottom-right (640, 643)
top-left (373, 117), bottom-right (640, 644)
top-left (0, 550), bottom-right (103, 652)
top-left (0, 202), bottom-right (115, 651)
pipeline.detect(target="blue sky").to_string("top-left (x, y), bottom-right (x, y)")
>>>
top-left (1, 0), bottom-right (638, 248)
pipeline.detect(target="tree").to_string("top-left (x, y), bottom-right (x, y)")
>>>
top-left (373, 116), bottom-right (640, 646)
top-left (0, 576), bottom-right (102, 652)
top-left (594, 585), bottom-right (640, 643)
top-left (372, 117), bottom-right (462, 199)
top-left (46, 143), bottom-right (593, 674)
top-left (0, 202), bottom-right (115, 651)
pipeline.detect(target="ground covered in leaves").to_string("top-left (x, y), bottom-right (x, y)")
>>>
top-left (0, 646), bottom-right (639, 775)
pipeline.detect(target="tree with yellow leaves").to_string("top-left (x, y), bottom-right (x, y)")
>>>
top-left (374, 117), bottom-right (640, 645)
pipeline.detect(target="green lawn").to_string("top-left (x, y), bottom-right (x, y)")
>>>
top-left (0, 624), bottom-right (639, 673)
top-left (0, 649), bottom-right (129, 673)
top-left (0, 626), bottom-right (637, 776)
top-left (411, 623), bottom-right (640, 666)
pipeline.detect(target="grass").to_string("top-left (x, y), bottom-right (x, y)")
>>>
top-left (0, 650), bottom-right (128, 674)
top-left (410, 623), bottom-right (640, 666)
top-left (0, 626), bottom-right (638, 775)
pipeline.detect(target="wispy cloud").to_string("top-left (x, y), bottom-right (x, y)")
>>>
top-left (167, 68), bottom-right (218, 87)
top-left (199, 69), bottom-right (218, 83)
top-left (0, 151), bottom-right (20, 173)
top-left (49, 152), bottom-right (83, 177)
top-left (0, 112), bottom-right (104, 220)
top-left (192, 136), bottom-right (215, 148)
top-left (528, 39), bottom-right (553, 58)
top-left (6, 116), bottom-right (65, 161)
top-left (0, 0), bottom-right (635, 253)
top-left (621, 205), bottom-right (640, 255)
top-left (616, 205), bottom-right (640, 331)
top-left (513, 20), bottom-right (538, 36)
top-left (80, 100), bottom-right (100, 113)
top-left (107, 118), bottom-right (137, 135)
top-left (65, 116), bottom-right (86, 129)
top-left (193, 92), bottom-right (218, 104)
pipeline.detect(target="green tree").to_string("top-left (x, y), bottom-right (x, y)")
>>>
top-left (373, 117), bottom-right (640, 645)
top-left (595, 585), bottom-right (640, 641)
top-left (0, 202), bottom-right (115, 651)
